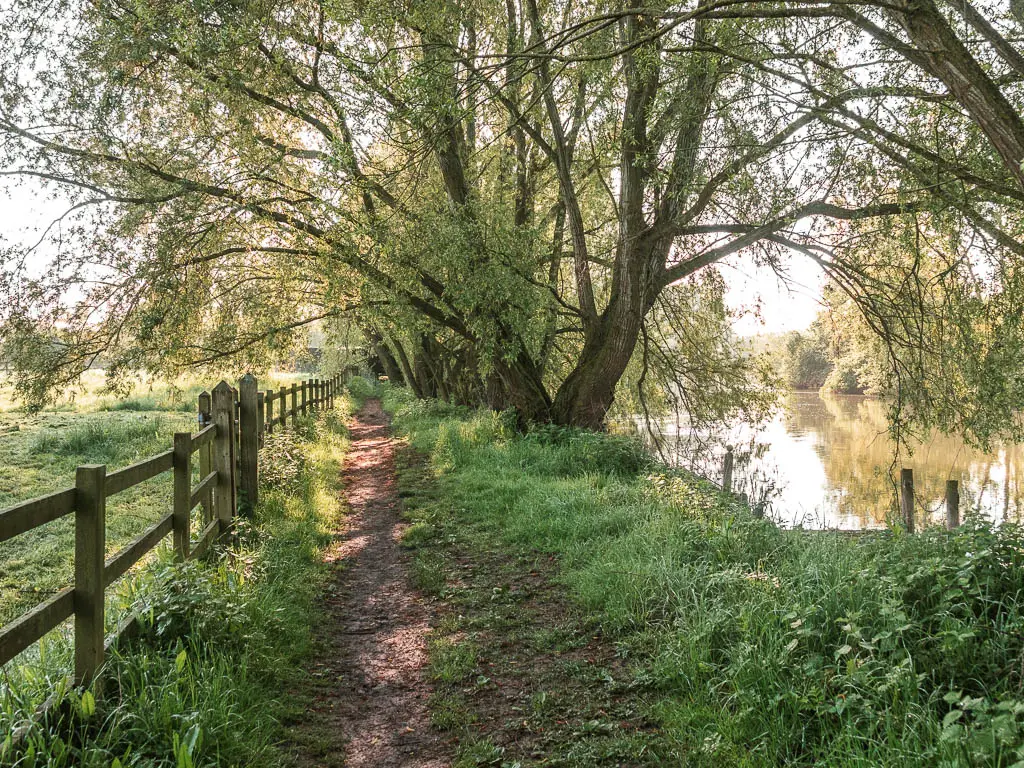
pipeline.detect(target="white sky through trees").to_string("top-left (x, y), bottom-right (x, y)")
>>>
top-left (1, 176), bottom-right (823, 337)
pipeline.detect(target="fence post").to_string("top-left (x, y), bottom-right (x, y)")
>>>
top-left (290, 382), bottom-right (298, 427)
top-left (301, 379), bottom-right (308, 416)
top-left (238, 374), bottom-right (259, 513)
top-left (212, 381), bottom-right (237, 535)
top-left (74, 464), bottom-right (106, 685)
top-left (900, 468), bottom-right (915, 533)
top-left (172, 432), bottom-right (192, 560)
top-left (722, 446), bottom-right (734, 495)
top-left (257, 391), bottom-right (265, 448)
top-left (946, 479), bottom-right (960, 530)
top-left (279, 385), bottom-right (287, 427)
top-left (329, 376), bottom-right (335, 408)
top-left (309, 378), bottom-right (316, 409)
top-left (266, 391), bottom-right (275, 435)
top-left (198, 392), bottom-right (214, 522)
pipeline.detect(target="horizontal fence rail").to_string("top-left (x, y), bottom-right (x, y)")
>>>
top-left (0, 373), bottom-right (343, 684)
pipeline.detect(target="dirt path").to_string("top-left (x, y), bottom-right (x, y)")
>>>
top-left (289, 399), bottom-right (450, 767)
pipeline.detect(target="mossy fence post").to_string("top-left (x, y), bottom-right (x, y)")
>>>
top-left (256, 391), bottom-right (265, 448)
top-left (212, 382), bottom-right (237, 537)
top-left (198, 391), bottom-right (214, 521)
top-left (238, 374), bottom-right (259, 513)
top-left (173, 432), bottom-right (192, 559)
top-left (74, 464), bottom-right (106, 685)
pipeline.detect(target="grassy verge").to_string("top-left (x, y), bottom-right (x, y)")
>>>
top-left (384, 386), bottom-right (1024, 767)
top-left (1, 401), bottom-right (351, 767)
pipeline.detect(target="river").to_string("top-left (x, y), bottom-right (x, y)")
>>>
top-left (644, 391), bottom-right (1024, 530)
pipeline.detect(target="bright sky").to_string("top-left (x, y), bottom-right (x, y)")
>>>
top-left (1, 177), bottom-right (824, 335)
top-left (722, 253), bottom-right (825, 337)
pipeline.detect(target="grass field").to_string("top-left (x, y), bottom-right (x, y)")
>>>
top-left (383, 385), bottom-right (1024, 767)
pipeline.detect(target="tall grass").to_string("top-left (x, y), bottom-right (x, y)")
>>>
top-left (0, 404), bottom-right (350, 767)
top-left (383, 385), bottom-right (1024, 767)
top-left (30, 417), bottom-right (176, 461)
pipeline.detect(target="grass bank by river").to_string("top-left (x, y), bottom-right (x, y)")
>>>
top-left (384, 385), bottom-right (1024, 766)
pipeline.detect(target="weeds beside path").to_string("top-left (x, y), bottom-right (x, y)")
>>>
top-left (286, 398), bottom-right (451, 767)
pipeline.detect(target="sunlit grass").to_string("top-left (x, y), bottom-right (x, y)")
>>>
top-left (384, 384), bottom-right (1024, 767)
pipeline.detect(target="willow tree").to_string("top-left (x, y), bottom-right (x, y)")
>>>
top-left (2, 1), bottom-right (1023, 434)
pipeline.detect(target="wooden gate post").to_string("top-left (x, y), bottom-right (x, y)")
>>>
top-left (266, 390), bottom-right (275, 435)
top-left (212, 382), bottom-right (237, 534)
top-left (172, 432), bottom-right (192, 559)
top-left (900, 468), bottom-right (915, 533)
top-left (946, 479), bottom-right (960, 529)
top-left (74, 464), bottom-right (106, 685)
top-left (238, 374), bottom-right (259, 513)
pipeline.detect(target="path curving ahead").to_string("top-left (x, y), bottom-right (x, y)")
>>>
top-left (292, 398), bottom-right (449, 767)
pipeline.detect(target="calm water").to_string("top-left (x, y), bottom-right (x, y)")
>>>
top-left (646, 392), bottom-right (1024, 530)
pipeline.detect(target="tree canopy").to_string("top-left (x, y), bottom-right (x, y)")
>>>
top-left (3, 0), bottom-right (1024, 437)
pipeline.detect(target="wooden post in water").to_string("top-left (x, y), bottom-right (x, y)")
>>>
top-left (722, 446), bottom-right (734, 495)
top-left (946, 479), bottom-right (960, 530)
top-left (900, 468), bottom-right (915, 533)
top-left (212, 382), bottom-right (237, 533)
top-left (238, 374), bottom-right (259, 513)
top-left (74, 464), bottom-right (106, 685)
top-left (172, 432), bottom-right (192, 559)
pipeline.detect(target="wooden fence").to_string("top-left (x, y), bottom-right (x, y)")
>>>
top-left (0, 373), bottom-right (343, 685)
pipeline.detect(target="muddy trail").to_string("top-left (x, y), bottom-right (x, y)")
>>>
top-left (287, 398), bottom-right (450, 767)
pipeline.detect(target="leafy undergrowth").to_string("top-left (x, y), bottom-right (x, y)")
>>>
top-left (0, 403), bottom-right (351, 767)
top-left (384, 385), bottom-right (1024, 767)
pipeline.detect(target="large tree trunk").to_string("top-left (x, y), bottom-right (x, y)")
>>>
top-left (550, 237), bottom-right (665, 429)
top-left (549, 303), bottom-right (642, 429)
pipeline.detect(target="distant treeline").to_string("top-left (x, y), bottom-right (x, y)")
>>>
top-left (753, 289), bottom-right (887, 395)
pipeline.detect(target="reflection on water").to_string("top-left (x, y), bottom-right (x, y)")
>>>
top-left (647, 392), bottom-right (1024, 530)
